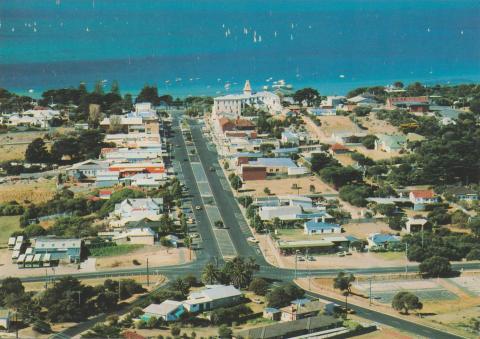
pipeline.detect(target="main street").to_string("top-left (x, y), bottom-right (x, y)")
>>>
top-left (28, 113), bottom-right (474, 338)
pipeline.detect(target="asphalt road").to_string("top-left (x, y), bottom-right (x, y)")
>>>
top-left (33, 113), bottom-right (473, 338)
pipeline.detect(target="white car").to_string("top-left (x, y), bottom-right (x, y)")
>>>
top-left (195, 205), bottom-right (202, 210)
top-left (189, 233), bottom-right (200, 239)
top-left (247, 237), bottom-right (259, 243)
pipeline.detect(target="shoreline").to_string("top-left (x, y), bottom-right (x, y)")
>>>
top-left (4, 75), bottom-right (480, 100)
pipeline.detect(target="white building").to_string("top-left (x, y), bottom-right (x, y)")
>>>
top-left (182, 285), bottom-right (242, 313)
top-left (112, 198), bottom-right (164, 222)
top-left (212, 80), bottom-right (282, 118)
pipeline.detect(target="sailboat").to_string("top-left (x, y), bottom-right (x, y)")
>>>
top-left (258, 35), bottom-right (262, 42)
top-left (290, 34), bottom-right (293, 40)
top-left (33, 27), bottom-right (37, 32)
top-left (274, 31), bottom-right (277, 38)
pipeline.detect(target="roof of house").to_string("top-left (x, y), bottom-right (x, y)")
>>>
top-left (250, 158), bottom-right (297, 168)
top-left (33, 237), bottom-right (81, 250)
top-left (280, 300), bottom-right (324, 315)
top-left (264, 307), bottom-right (280, 313)
top-left (188, 285), bottom-right (241, 302)
top-left (369, 233), bottom-right (400, 244)
top-left (271, 147), bottom-right (299, 154)
top-left (304, 220), bottom-right (341, 231)
top-left (236, 315), bottom-right (341, 339)
top-left (410, 190), bottom-right (435, 199)
top-left (389, 96), bottom-right (429, 104)
top-left (406, 218), bottom-right (428, 225)
top-left (143, 300), bottom-right (183, 316)
top-left (330, 143), bottom-right (349, 151)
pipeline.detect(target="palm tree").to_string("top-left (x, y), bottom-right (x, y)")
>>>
top-left (201, 262), bottom-right (219, 285)
top-left (170, 278), bottom-right (189, 297)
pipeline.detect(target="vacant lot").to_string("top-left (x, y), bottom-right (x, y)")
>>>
top-left (242, 176), bottom-right (337, 197)
top-left (350, 145), bottom-right (403, 161)
top-left (0, 215), bottom-right (21, 246)
top-left (0, 131), bottom-right (48, 162)
top-left (95, 245), bottom-right (192, 270)
top-left (341, 221), bottom-right (391, 239)
top-left (0, 178), bottom-right (57, 204)
top-left (357, 113), bottom-right (400, 135)
top-left (319, 116), bottom-right (358, 136)
top-left (89, 244), bottom-right (144, 257)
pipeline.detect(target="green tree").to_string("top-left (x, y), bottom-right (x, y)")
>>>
top-left (94, 80), bottom-right (105, 95)
top-left (110, 80), bottom-right (120, 95)
top-left (136, 85), bottom-right (160, 105)
top-left (218, 324), bottom-right (233, 338)
top-left (263, 187), bottom-right (271, 195)
top-left (25, 138), bottom-right (50, 163)
top-left (266, 283), bottom-right (304, 308)
top-left (238, 196), bottom-right (253, 208)
top-left (468, 218), bottom-right (480, 238)
top-left (333, 272), bottom-right (355, 318)
top-left (249, 277), bottom-right (269, 296)
top-left (293, 88), bottom-right (320, 106)
top-left (171, 325), bottom-right (181, 337)
top-left (230, 175), bottom-right (243, 191)
top-left (391, 291), bottom-right (423, 315)
top-left (202, 262), bottom-right (220, 284)
top-left (81, 322), bottom-right (121, 338)
top-left (361, 135), bottom-right (378, 149)
top-left (419, 256), bottom-right (452, 277)
top-left (468, 98), bottom-right (480, 115)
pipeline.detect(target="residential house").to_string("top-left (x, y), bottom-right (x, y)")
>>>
top-left (405, 218), bottom-right (431, 234)
top-left (142, 300), bottom-right (185, 322)
top-left (444, 186), bottom-right (479, 202)
top-left (281, 131), bottom-right (299, 145)
top-left (374, 134), bottom-right (407, 153)
top-left (347, 95), bottom-right (378, 106)
top-left (182, 285), bottom-right (242, 313)
top-left (263, 307), bottom-right (281, 321)
top-left (95, 171), bottom-right (120, 188)
top-left (321, 96), bottom-right (346, 108)
top-left (386, 96), bottom-right (429, 113)
top-left (99, 189), bottom-right (113, 200)
top-left (271, 147), bottom-right (299, 157)
top-left (236, 315), bottom-right (343, 339)
top-left (309, 108), bottom-right (337, 116)
top-left (367, 233), bottom-right (400, 249)
top-left (240, 165), bottom-right (267, 181)
top-left (248, 158), bottom-right (298, 174)
top-left (409, 190), bottom-right (438, 210)
top-left (329, 143), bottom-right (350, 155)
top-left (113, 227), bottom-right (156, 245)
top-left (0, 308), bottom-right (12, 331)
top-left (66, 160), bottom-right (109, 180)
top-left (112, 198), bottom-right (164, 222)
top-left (280, 300), bottom-right (325, 322)
top-left (304, 220), bottom-right (342, 235)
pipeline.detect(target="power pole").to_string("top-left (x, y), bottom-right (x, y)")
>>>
top-left (118, 279), bottom-right (121, 302)
top-left (369, 278), bottom-right (372, 306)
top-left (294, 250), bottom-right (298, 279)
top-left (45, 269), bottom-right (48, 290)
top-left (146, 257), bottom-right (150, 287)
top-left (405, 243), bottom-right (409, 277)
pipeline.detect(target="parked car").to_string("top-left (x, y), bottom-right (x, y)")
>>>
top-left (307, 256), bottom-right (316, 261)
top-left (336, 252), bottom-right (346, 257)
top-left (297, 256), bottom-right (305, 261)
top-left (195, 205), bottom-right (202, 210)
top-left (247, 237), bottom-right (259, 243)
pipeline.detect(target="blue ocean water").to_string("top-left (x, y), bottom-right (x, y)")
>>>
top-left (0, 0), bottom-right (479, 97)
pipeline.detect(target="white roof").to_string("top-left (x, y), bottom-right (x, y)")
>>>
top-left (16, 254), bottom-right (26, 263)
top-left (188, 285), bottom-right (241, 302)
top-left (143, 300), bottom-right (183, 316)
top-left (8, 237), bottom-right (16, 245)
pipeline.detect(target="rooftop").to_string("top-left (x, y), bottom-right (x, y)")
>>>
top-left (410, 189), bottom-right (435, 199)
top-left (250, 157), bottom-right (297, 168)
top-left (143, 300), bottom-right (183, 316)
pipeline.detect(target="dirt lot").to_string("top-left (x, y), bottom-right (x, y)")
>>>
top-left (0, 131), bottom-right (48, 161)
top-left (95, 245), bottom-right (192, 270)
top-left (318, 115), bottom-right (358, 137)
top-left (357, 112), bottom-right (400, 135)
top-left (0, 178), bottom-right (57, 204)
top-left (242, 176), bottom-right (337, 197)
top-left (342, 221), bottom-right (392, 239)
top-left (349, 145), bottom-right (403, 161)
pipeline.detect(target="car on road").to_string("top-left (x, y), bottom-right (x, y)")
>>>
top-left (306, 256), bottom-right (316, 261)
top-left (189, 233), bottom-right (200, 239)
top-left (195, 205), bottom-right (202, 210)
top-left (336, 252), bottom-right (346, 257)
top-left (247, 237), bottom-right (259, 243)
top-left (297, 256), bottom-right (305, 261)
top-left (183, 158), bottom-right (188, 162)
top-left (209, 166), bottom-right (215, 172)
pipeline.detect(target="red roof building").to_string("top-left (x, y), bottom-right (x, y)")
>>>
top-left (329, 143), bottom-right (350, 154)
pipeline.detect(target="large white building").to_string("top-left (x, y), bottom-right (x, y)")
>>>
top-left (212, 80), bottom-right (282, 118)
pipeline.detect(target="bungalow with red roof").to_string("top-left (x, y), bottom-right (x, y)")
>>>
top-left (386, 96), bottom-right (429, 113)
top-left (329, 143), bottom-right (350, 155)
top-left (409, 189), bottom-right (438, 210)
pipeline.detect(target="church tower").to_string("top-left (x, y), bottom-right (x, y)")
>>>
top-left (243, 80), bottom-right (252, 95)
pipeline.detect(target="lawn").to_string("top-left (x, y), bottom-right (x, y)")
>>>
top-left (0, 215), bottom-right (21, 246)
top-left (89, 244), bottom-right (144, 257)
top-left (0, 178), bottom-right (57, 204)
top-left (373, 252), bottom-right (406, 261)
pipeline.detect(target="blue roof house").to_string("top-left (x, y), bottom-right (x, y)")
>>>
top-left (304, 220), bottom-right (342, 235)
top-left (367, 233), bottom-right (400, 249)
